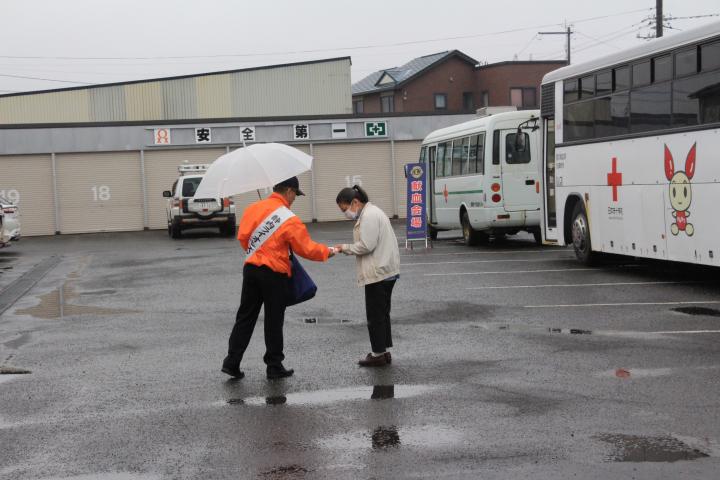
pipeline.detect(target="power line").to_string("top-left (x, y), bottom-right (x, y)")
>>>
top-left (0, 7), bottom-right (653, 62)
top-left (0, 73), bottom-right (92, 84)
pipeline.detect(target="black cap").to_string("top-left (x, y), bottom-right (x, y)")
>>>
top-left (275, 176), bottom-right (305, 196)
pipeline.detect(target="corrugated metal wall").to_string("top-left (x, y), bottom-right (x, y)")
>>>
top-left (0, 154), bottom-right (55, 236)
top-left (3, 140), bottom-right (420, 236)
top-left (0, 58), bottom-right (352, 125)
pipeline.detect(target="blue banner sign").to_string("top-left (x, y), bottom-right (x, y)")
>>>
top-left (405, 163), bottom-right (427, 241)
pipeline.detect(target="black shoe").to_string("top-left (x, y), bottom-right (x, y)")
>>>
top-left (221, 366), bottom-right (245, 379)
top-left (267, 365), bottom-right (294, 380)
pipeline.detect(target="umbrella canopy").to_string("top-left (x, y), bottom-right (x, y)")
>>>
top-left (194, 143), bottom-right (313, 198)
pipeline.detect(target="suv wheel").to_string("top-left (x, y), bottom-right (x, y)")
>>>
top-left (170, 219), bottom-right (182, 239)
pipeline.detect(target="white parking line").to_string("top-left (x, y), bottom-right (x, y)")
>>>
top-left (525, 300), bottom-right (720, 308)
top-left (467, 281), bottom-right (696, 290)
top-left (401, 249), bottom-right (565, 257)
top-left (404, 258), bottom-right (574, 267)
top-left (424, 267), bottom-right (595, 277)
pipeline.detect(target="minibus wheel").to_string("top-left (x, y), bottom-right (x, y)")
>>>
top-left (570, 203), bottom-right (596, 265)
top-left (461, 211), bottom-right (486, 246)
top-left (428, 226), bottom-right (439, 240)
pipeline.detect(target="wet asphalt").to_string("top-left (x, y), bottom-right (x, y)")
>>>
top-left (1, 222), bottom-right (720, 479)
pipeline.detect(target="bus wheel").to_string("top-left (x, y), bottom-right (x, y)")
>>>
top-left (461, 211), bottom-right (485, 246)
top-left (428, 226), bottom-right (439, 240)
top-left (532, 229), bottom-right (542, 245)
top-left (570, 203), bottom-right (595, 265)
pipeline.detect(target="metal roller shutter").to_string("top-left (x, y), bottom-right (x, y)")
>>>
top-left (313, 142), bottom-right (393, 221)
top-left (56, 152), bottom-right (144, 234)
top-left (232, 145), bottom-right (314, 224)
top-left (144, 148), bottom-right (226, 230)
top-left (392, 141), bottom-right (423, 219)
top-left (0, 154), bottom-right (55, 236)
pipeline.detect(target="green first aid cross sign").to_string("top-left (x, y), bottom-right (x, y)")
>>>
top-left (364, 121), bottom-right (388, 137)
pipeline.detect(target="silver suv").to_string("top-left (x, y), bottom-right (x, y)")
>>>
top-left (163, 164), bottom-right (236, 239)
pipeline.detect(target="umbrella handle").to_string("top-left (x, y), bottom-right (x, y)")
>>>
top-left (256, 189), bottom-right (262, 200)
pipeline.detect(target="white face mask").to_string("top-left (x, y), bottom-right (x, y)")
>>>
top-left (344, 207), bottom-right (358, 220)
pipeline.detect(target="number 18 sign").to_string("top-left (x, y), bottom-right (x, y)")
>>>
top-left (405, 163), bottom-right (428, 248)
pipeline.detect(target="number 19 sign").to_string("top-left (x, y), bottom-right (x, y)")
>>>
top-left (405, 163), bottom-right (428, 248)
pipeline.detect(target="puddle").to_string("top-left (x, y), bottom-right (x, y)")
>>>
top-left (496, 324), bottom-right (593, 335)
top-left (548, 328), bottom-right (592, 335)
top-left (78, 289), bottom-right (117, 296)
top-left (15, 281), bottom-right (136, 319)
top-left (672, 306), bottom-right (720, 317)
top-left (597, 434), bottom-right (709, 462)
top-left (3, 332), bottom-right (31, 349)
top-left (0, 374), bottom-right (27, 385)
top-left (318, 425), bottom-right (462, 452)
top-left (226, 384), bottom-right (435, 407)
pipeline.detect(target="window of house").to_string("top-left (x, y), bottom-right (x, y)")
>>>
top-left (434, 93), bottom-right (448, 110)
top-left (462, 92), bottom-right (474, 111)
top-left (511, 87), bottom-right (537, 108)
top-left (381, 95), bottom-right (394, 113)
top-left (481, 91), bottom-right (489, 107)
top-left (353, 99), bottom-right (364, 114)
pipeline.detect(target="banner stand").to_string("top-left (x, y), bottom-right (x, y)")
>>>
top-left (404, 163), bottom-right (431, 250)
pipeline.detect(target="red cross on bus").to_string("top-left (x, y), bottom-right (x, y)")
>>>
top-left (607, 157), bottom-right (622, 202)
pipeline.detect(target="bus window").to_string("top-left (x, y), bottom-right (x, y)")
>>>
top-left (613, 66), bottom-right (630, 91)
top-left (673, 69), bottom-right (720, 126)
top-left (460, 137), bottom-right (471, 174)
top-left (653, 55), bottom-right (672, 83)
top-left (468, 134), bottom-right (484, 174)
top-left (505, 133), bottom-right (531, 164)
top-left (631, 83), bottom-right (671, 133)
top-left (564, 79), bottom-right (579, 103)
top-left (419, 146), bottom-right (427, 163)
top-left (633, 61), bottom-right (651, 86)
top-left (452, 138), bottom-right (467, 175)
top-left (437, 142), bottom-right (449, 177)
top-left (675, 48), bottom-right (698, 77)
top-left (596, 70), bottom-right (612, 96)
top-left (701, 41), bottom-right (720, 72)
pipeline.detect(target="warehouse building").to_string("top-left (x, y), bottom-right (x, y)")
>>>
top-left (0, 57), bottom-right (475, 236)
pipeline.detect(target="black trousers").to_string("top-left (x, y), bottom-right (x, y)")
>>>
top-left (364, 279), bottom-right (396, 353)
top-left (226, 264), bottom-right (288, 368)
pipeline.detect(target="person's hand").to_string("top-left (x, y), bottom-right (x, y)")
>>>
top-left (327, 246), bottom-right (336, 258)
top-left (333, 244), bottom-right (344, 254)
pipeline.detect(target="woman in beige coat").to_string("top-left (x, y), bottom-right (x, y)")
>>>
top-left (334, 185), bottom-right (400, 367)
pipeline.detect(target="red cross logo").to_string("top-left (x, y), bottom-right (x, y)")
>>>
top-left (443, 184), bottom-right (449, 203)
top-left (607, 157), bottom-right (622, 202)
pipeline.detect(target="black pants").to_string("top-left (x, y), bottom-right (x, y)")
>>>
top-left (364, 279), bottom-right (396, 353)
top-left (226, 264), bottom-right (288, 368)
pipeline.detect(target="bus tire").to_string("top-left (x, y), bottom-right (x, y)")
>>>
top-left (461, 211), bottom-right (485, 246)
top-left (532, 229), bottom-right (542, 245)
top-left (428, 226), bottom-right (439, 240)
top-left (570, 203), bottom-right (595, 265)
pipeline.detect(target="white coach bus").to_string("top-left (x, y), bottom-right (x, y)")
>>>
top-left (421, 110), bottom-right (543, 245)
top-left (540, 20), bottom-right (720, 266)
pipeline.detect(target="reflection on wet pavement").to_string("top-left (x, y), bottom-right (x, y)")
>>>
top-left (597, 434), bottom-right (709, 462)
top-left (260, 464), bottom-right (309, 479)
top-left (228, 384), bottom-right (434, 407)
top-left (318, 425), bottom-right (462, 451)
top-left (372, 426), bottom-right (400, 450)
top-left (15, 281), bottom-right (136, 319)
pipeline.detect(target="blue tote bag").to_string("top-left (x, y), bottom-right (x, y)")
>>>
top-left (286, 252), bottom-right (317, 306)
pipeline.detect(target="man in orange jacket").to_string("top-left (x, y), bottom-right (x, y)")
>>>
top-left (222, 176), bottom-right (335, 380)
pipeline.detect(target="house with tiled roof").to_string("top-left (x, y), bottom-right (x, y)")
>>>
top-left (352, 50), bottom-right (566, 115)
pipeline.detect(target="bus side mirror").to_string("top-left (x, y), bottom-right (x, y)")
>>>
top-left (514, 128), bottom-right (527, 152)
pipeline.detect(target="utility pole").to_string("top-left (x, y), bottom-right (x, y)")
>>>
top-left (656, 0), bottom-right (664, 38)
top-left (539, 25), bottom-right (573, 65)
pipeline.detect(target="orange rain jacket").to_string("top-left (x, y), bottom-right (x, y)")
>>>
top-left (238, 193), bottom-right (329, 276)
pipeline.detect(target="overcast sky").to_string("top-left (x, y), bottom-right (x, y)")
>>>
top-left (0, 0), bottom-right (718, 94)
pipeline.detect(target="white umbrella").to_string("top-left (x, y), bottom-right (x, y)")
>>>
top-left (194, 143), bottom-right (313, 198)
